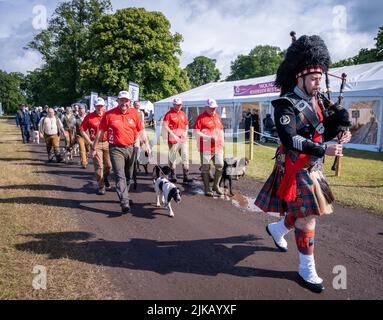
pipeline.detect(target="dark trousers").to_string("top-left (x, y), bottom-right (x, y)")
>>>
top-left (20, 125), bottom-right (30, 143)
top-left (109, 145), bottom-right (135, 207)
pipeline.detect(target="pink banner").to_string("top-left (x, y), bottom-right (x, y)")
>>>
top-left (234, 81), bottom-right (280, 96)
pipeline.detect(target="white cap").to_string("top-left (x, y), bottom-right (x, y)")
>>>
top-left (206, 98), bottom-right (218, 108)
top-left (118, 90), bottom-right (132, 100)
top-left (94, 97), bottom-right (106, 107)
top-left (173, 97), bottom-right (183, 105)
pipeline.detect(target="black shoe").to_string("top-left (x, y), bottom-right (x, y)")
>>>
top-left (183, 176), bottom-right (193, 183)
top-left (121, 204), bottom-right (130, 214)
top-left (183, 171), bottom-right (194, 183)
top-left (56, 155), bottom-right (63, 163)
top-left (97, 187), bottom-right (106, 195)
top-left (297, 273), bottom-right (325, 294)
top-left (169, 169), bottom-right (177, 183)
top-left (104, 177), bottom-right (110, 188)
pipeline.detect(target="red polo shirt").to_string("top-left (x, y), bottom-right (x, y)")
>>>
top-left (194, 111), bottom-right (224, 153)
top-left (80, 111), bottom-right (107, 141)
top-left (99, 107), bottom-right (143, 146)
top-left (163, 108), bottom-right (189, 144)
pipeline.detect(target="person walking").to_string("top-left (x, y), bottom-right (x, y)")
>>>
top-left (254, 34), bottom-right (352, 293)
top-left (92, 91), bottom-right (151, 213)
top-left (62, 106), bottom-right (77, 153)
top-left (80, 97), bottom-right (112, 195)
top-left (194, 98), bottom-right (224, 196)
top-left (31, 107), bottom-right (41, 144)
top-left (38, 107), bottom-right (64, 162)
top-left (75, 104), bottom-right (89, 169)
top-left (15, 105), bottom-right (31, 143)
top-left (162, 97), bottom-right (193, 183)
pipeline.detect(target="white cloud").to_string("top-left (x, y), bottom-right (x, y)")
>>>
top-left (113, 0), bottom-right (379, 78)
top-left (0, 30), bottom-right (9, 39)
top-left (7, 50), bottom-right (43, 73)
top-left (0, 0), bottom-right (381, 78)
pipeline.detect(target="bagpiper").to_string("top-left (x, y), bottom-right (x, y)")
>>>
top-left (254, 33), bottom-right (351, 293)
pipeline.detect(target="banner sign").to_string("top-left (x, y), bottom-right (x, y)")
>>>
top-left (89, 92), bottom-right (98, 112)
top-left (234, 81), bottom-right (280, 96)
top-left (129, 81), bottom-right (140, 102)
top-left (107, 96), bottom-right (117, 110)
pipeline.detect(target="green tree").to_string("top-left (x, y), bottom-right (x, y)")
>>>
top-left (376, 26), bottom-right (383, 60)
top-left (354, 48), bottom-right (379, 64)
top-left (28, 0), bottom-right (112, 105)
top-left (23, 67), bottom-right (62, 106)
top-left (331, 57), bottom-right (355, 68)
top-left (0, 70), bottom-right (27, 114)
top-left (185, 56), bottom-right (220, 88)
top-left (80, 7), bottom-right (190, 101)
top-left (226, 45), bottom-right (283, 81)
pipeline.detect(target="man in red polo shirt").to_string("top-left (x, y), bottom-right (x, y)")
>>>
top-left (80, 97), bottom-right (112, 195)
top-left (194, 98), bottom-right (224, 197)
top-left (162, 97), bottom-right (193, 183)
top-left (92, 91), bottom-right (151, 213)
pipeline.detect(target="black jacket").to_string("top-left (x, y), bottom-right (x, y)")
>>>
top-left (272, 92), bottom-right (347, 158)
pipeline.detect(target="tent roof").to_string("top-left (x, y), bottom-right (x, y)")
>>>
top-left (155, 61), bottom-right (383, 106)
top-left (139, 100), bottom-right (153, 112)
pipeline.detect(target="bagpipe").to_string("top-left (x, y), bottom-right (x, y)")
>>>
top-left (317, 72), bottom-right (351, 171)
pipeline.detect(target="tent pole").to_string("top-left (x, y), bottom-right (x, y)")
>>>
top-left (249, 126), bottom-right (254, 160)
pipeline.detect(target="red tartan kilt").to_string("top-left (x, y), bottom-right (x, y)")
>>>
top-left (255, 165), bottom-right (284, 215)
top-left (255, 165), bottom-right (324, 218)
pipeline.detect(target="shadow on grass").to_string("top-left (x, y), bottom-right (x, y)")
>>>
top-left (0, 196), bottom-right (121, 218)
top-left (0, 157), bottom-right (43, 162)
top-left (0, 183), bottom-right (96, 194)
top-left (15, 232), bottom-right (300, 283)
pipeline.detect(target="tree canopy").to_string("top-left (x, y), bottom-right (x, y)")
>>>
top-left (184, 56), bottom-right (220, 88)
top-left (226, 45), bottom-right (284, 81)
top-left (28, 0), bottom-right (112, 105)
top-left (80, 7), bottom-right (190, 101)
top-left (0, 70), bottom-right (27, 114)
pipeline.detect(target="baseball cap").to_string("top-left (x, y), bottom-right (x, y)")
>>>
top-left (206, 98), bottom-right (218, 108)
top-left (118, 90), bottom-right (132, 100)
top-left (94, 97), bottom-right (106, 107)
top-left (173, 97), bottom-right (183, 105)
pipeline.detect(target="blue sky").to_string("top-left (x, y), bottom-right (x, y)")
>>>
top-left (0, 0), bottom-right (382, 78)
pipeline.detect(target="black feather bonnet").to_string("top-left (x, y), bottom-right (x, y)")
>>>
top-left (275, 34), bottom-right (331, 95)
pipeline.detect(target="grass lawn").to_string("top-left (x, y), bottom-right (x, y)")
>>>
top-left (0, 119), bottom-right (117, 299)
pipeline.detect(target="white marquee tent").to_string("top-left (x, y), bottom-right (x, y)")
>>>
top-left (155, 61), bottom-right (383, 152)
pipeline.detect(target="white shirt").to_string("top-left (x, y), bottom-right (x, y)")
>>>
top-left (39, 116), bottom-right (64, 135)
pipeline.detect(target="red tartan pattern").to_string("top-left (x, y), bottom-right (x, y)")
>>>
top-left (254, 161), bottom-right (325, 218)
